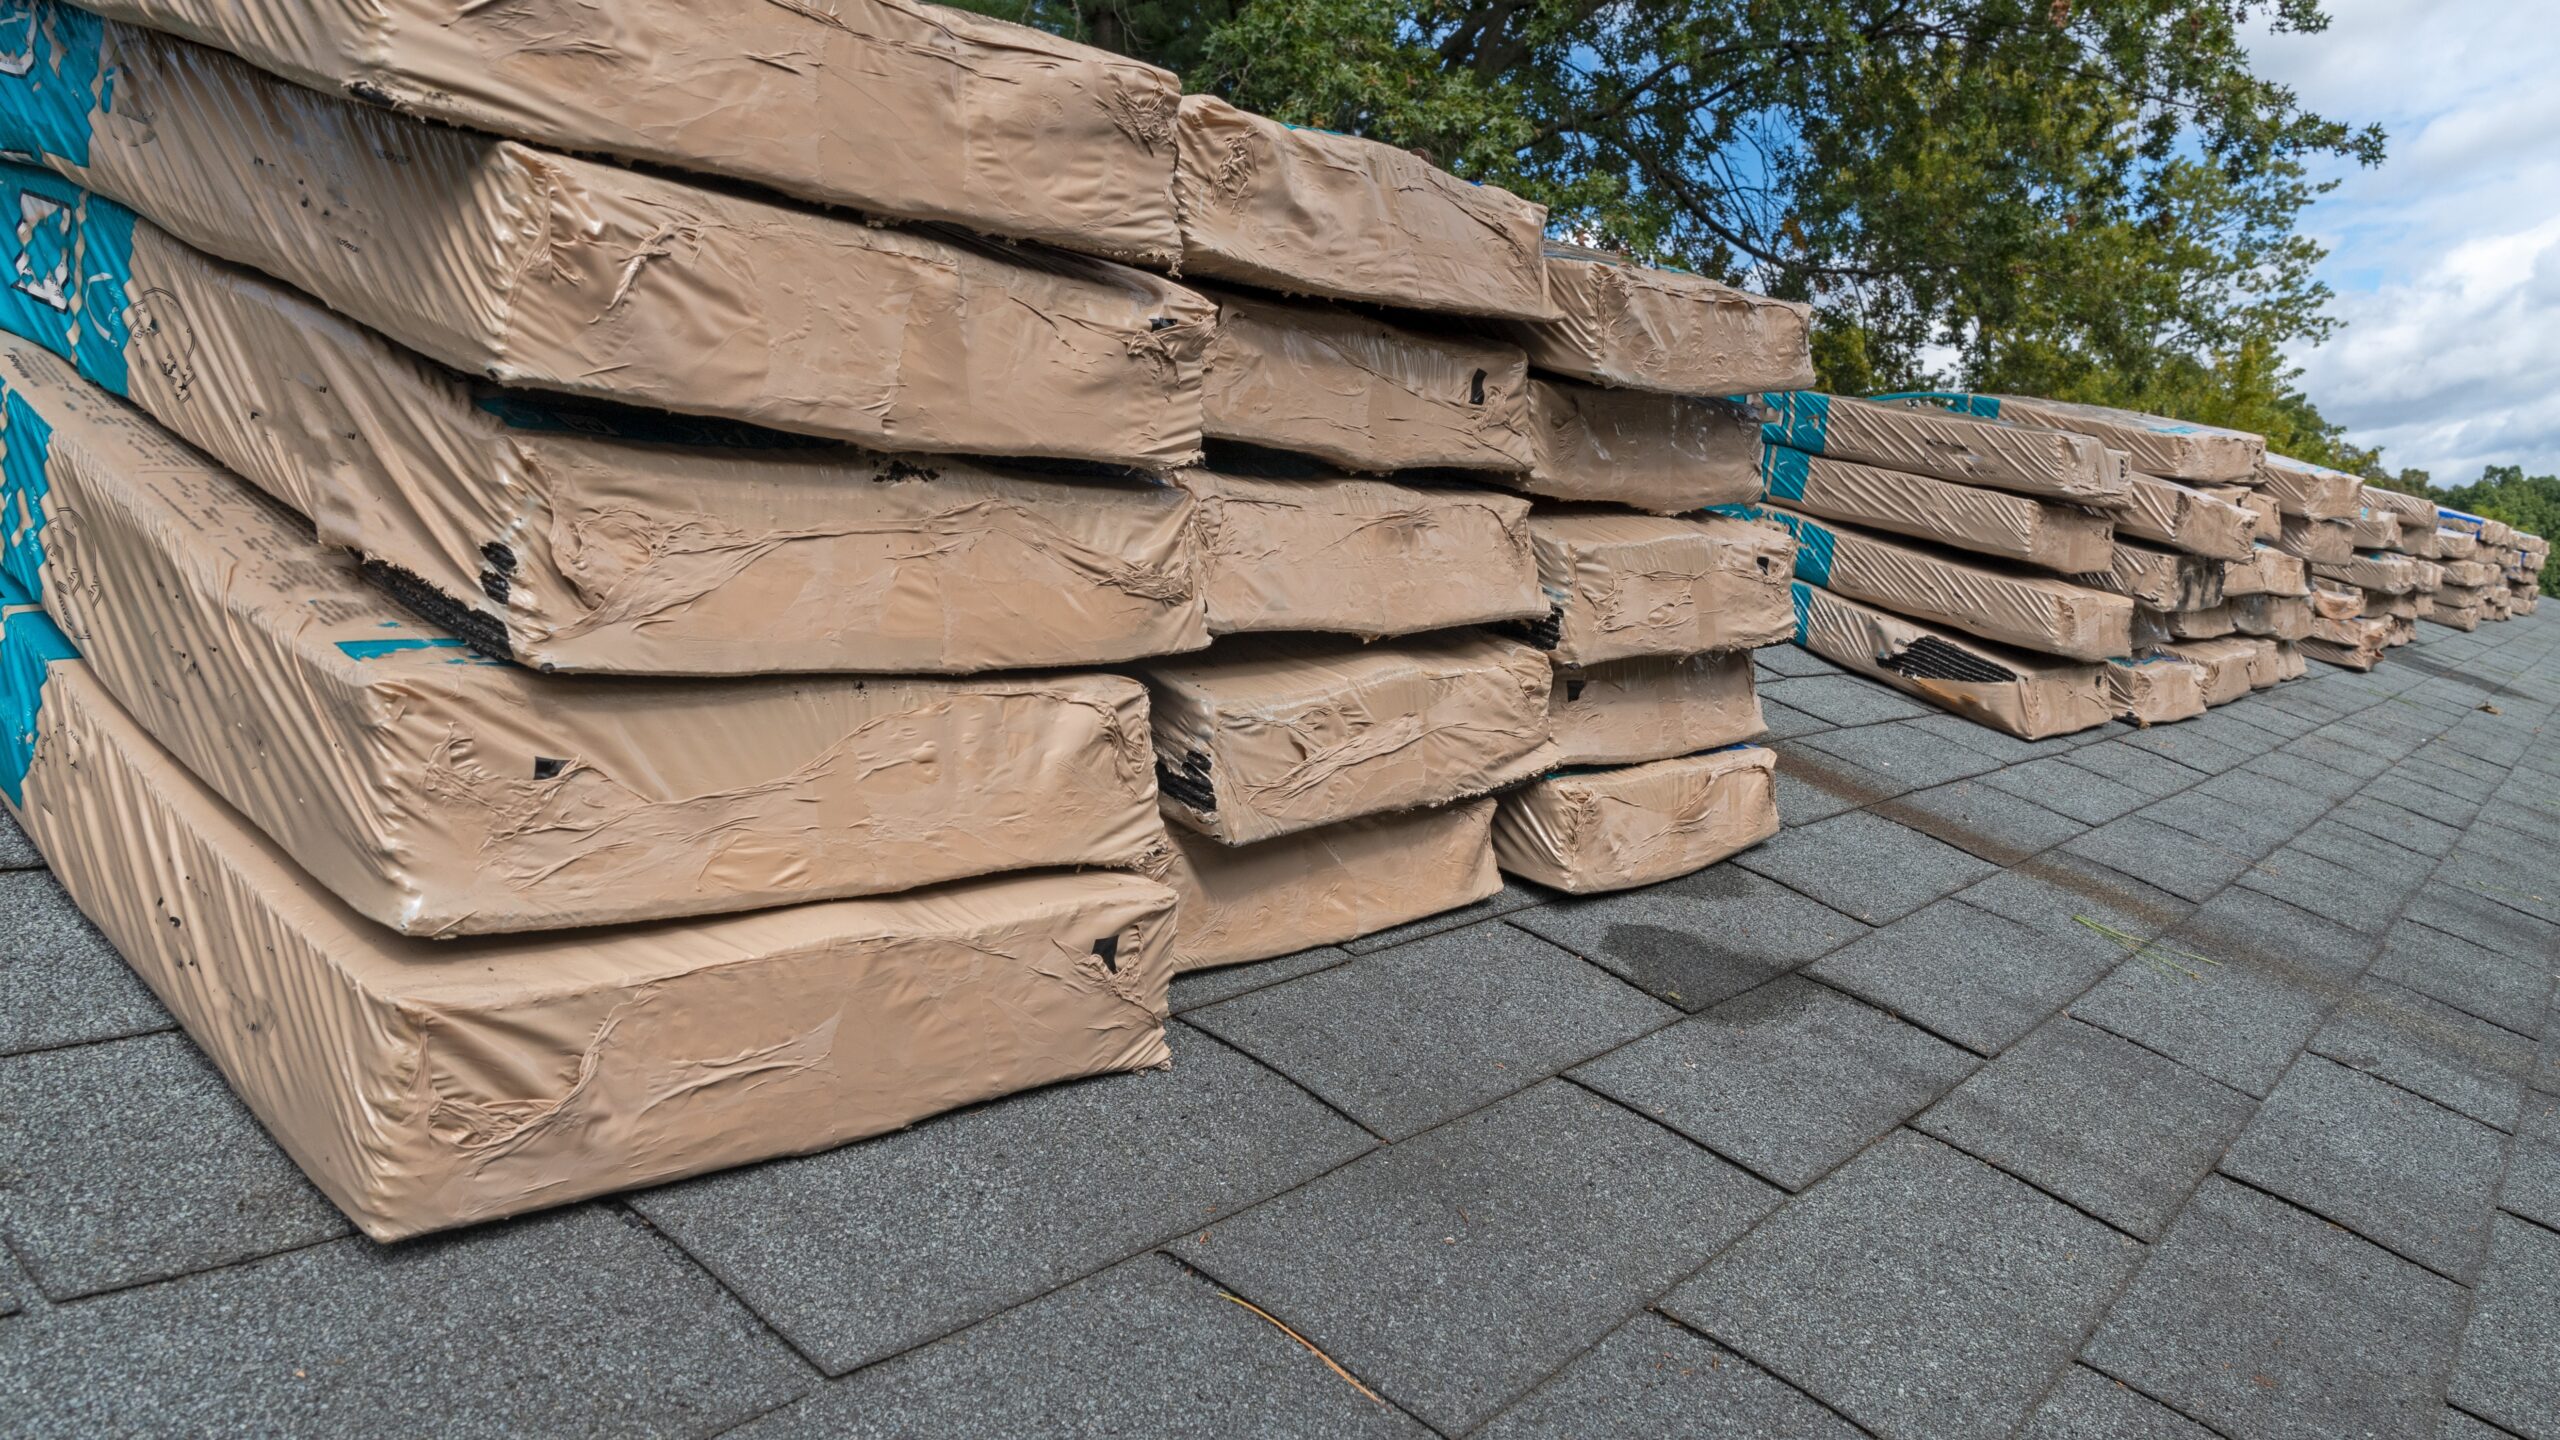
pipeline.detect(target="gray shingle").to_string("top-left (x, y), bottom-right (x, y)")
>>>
top-left (2063, 742), bottom-right (2211, 799)
top-left (1976, 756), bottom-right (2151, 825)
top-left (1957, 852), bottom-right (2191, 954)
top-left (1185, 921), bottom-right (1675, 1139)
top-left (2067, 939), bottom-right (2339, 1099)
top-left (1795, 723), bottom-right (2002, 790)
top-left (2367, 919), bottom-right (2553, 1038)
top-left (2083, 1177), bottom-right (2467, 1440)
top-left (1575, 978), bottom-right (1976, 1191)
top-left (1343, 883), bottom-right (1548, 954)
top-left (1474, 1313), bottom-right (1862, 1440)
top-left (726, 1254), bottom-right (1432, 1440)
top-left (2503, 1091), bottom-right (2560, 1233)
top-left (2062, 816), bottom-right (2260, 904)
top-left (2118, 724), bottom-right (2252, 775)
top-left (1737, 811), bottom-right (2000, 927)
top-left (1901, 711), bottom-right (2090, 765)
top-left (2015, 1366), bottom-right (2220, 1440)
top-left (0, 808), bottom-right (36, 870)
top-left (0, 871), bottom-right (172, 1057)
top-left (1663, 1130), bottom-right (2142, 1440)
top-left (2448, 1217), bottom-right (2560, 1440)
top-left (2219, 1054), bottom-right (2505, 1282)
top-left (1172, 1082), bottom-right (1780, 1436)
top-left (1170, 946), bottom-right (1353, 1013)
top-left (1914, 1018), bottom-right (2253, 1239)
top-left (0, 1207), bottom-right (813, 1438)
top-left (1508, 866), bottom-right (1869, 1012)
top-left (1755, 643), bottom-right (1848, 678)
top-left (1758, 675), bottom-right (1931, 727)
top-left (2313, 979), bottom-right (2535, 1132)
top-left (1870, 780), bottom-right (2088, 867)
top-left (1773, 764), bottom-right (1872, 826)
top-left (1808, 898), bottom-right (2116, 1054)
top-left (631, 1024), bottom-right (1374, 1374)
top-left (1756, 698), bottom-right (1836, 741)
top-left (2404, 885), bottom-right (2560, 965)
top-left (2328, 795), bottom-right (2464, 859)
top-left (0, 1032), bottom-right (350, 1300)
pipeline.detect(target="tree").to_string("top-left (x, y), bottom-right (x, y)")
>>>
top-left (969, 0), bottom-right (2384, 410)
top-left (2439, 466), bottom-right (2560, 597)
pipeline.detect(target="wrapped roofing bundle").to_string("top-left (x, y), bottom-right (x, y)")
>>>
top-left (1504, 245), bottom-right (1815, 394)
top-left (1138, 631), bottom-right (1559, 845)
top-left (2160, 639), bottom-right (2257, 706)
top-left (2224, 546), bottom-right (2311, 599)
top-left (1506, 381), bottom-right (1762, 514)
top-left (2255, 455), bottom-right (2365, 521)
top-left (1519, 511), bottom-right (1796, 665)
top-left (1760, 393), bottom-right (2130, 506)
top-left (2100, 656), bottom-right (2209, 726)
top-left (0, 596), bottom-right (1179, 1240)
top-left (2137, 602), bottom-right (2238, 645)
top-left (1196, 288), bottom-right (1536, 473)
top-left (1155, 800), bottom-right (1500, 971)
top-left (0, 174), bottom-right (1209, 675)
top-left (2118, 474), bottom-right (2259, 561)
top-left (1879, 393), bottom-right (2265, 484)
top-left (1492, 747), bottom-right (1779, 894)
top-left (1784, 580), bottom-right (2113, 739)
top-left (1172, 95), bottom-right (1551, 320)
top-left (2312, 554), bottom-right (2424, 596)
top-left (2344, 511), bottom-right (2400, 550)
top-left (1757, 447), bottom-right (2115, 573)
top-left (2075, 541), bottom-right (2226, 612)
top-left (2230, 594), bottom-right (2313, 642)
top-left (2272, 515), bottom-right (2357, 565)
top-left (0, 341), bottom-right (1168, 936)
top-left (2436, 528), bottom-right (2482, 560)
top-left (1724, 502), bottom-right (2135, 662)
top-left (0, 9), bottom-right (1214, 464)
top-left (2302, 614), bottom-right (2392, 670)
top-left (1547, 653), bottom-right (1765, 767)
top-left (1171, 471), bottom-right (1541, 637)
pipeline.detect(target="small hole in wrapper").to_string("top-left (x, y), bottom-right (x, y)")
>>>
top-left (533, 756), bottom-right (569, 781)
top-left (1469, 369), bottom-right (1487, 405)
top-left (1092, 935), bottom-right (1121, 973)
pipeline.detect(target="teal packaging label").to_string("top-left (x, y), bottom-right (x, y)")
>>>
top-left (0, 572), bottom-right (73, 806)
top-left (1874, 390), bottom-right (2002, 420)
top-left (0, 0), bottom-right (106, 168)
top-left (0, 383), bottom-right (55, 598)
top-left (0, 159), bottom-right (135, 394)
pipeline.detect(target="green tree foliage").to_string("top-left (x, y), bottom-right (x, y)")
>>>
top-left (2439, 466), bottom-right (2560, 596)
top-left (971, 0), bottom-right (2384, 416)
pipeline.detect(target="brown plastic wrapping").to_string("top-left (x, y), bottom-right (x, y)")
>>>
top-left (1197, 288), bottom-right (1535, 472)
top-left (2274, 515), bottom-right (2357, 565)
top-left (1902, 395), bottom-right (2265, 484)
top-left (2138, 603), bottom-right (2238, 644)
top-left (2427, 604), bottom-right (2484, 632)
top-left (1157, 800), bottom-right (1500, 971)
top-left (2256, 455), bottom-right (2365, 521)
top-left (1171, 95), bottom-right (1550, 320)
top-left (1172, 470), bottom-right (1539, 637)
top-left (2230, 594), bottom-right (2313, 642)
top-left (1139, 631), bottom-right (1559, 845)
top-left (2345, 512), bottom-right (2400, 550)
top-left (1767, 394), bottom-right (2129, 507)
top-left (1788, 581), bottom-right (2112, 739)
top-left (32, 15), bottom-right (1214, 463)
top-left (80, 0), bottom-right (1183, 265)
top-left (2118, 474), bottom-right (2259, 561)
top-left (1523, 511), bottom-right (1795, 664)
top-left (1548, 653), bottom-right (1764, 766)
top-left (2302, 615), bottom-right (2391, 670)
top-left (2161, 639), bottom-right (2256, 706)
top-left (2312, 554), bottom-right (2423, 596)
top-left (83, 228), bottom-right (1206, 675)
top-left (2101, 657), bottom-right (2209, 726)
top-left (4, 646), bottom-right (1177, 1241)
top-left (2076, 541), bottom-right (2226, 611)
top-left (1508, 381), bottom-right (1761, 514)
top-left (2438, 558), bottom-right (2503, 589)
top-left (2, 342), bottom-right (1166, 935)
top-left (2223, 545), bottom-right (2310, 598)
top-left (1492, 748), bottom-right (1780, 894)
top-left (1505, 245), bottom-right (1815, 394)
top-left (1759, 447), bottom-right (2115, 572)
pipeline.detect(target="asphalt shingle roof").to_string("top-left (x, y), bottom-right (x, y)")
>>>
top-left (4, 612), bottom-right (2559, 1438)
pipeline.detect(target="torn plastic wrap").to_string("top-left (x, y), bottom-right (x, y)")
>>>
top-left (1506, 380), bottom-right (1761, 514)
top-left (2075, 541), bottom-right (2226, 611)
top-left (0, 613), bottom-right (1179, 1241)
top-left (1723, 503), bottom-right (2135, 663)
top-left (0, 340), bottom-right (1168, 936)
top-left (2100, 656), bottom-right (2208, 726)
top-left (1171, 95), bottom-right (1551, 320)
top-left (2136, 603), bottom-right (2237, 646)
top-left (1758, 394), bottom-right (2129, 507)
top-left (1155, 799), bottom-right (1500, 971)
top-left (0, 190), bottom-right (1209, 674)
top-left (0, 13), bottom-right (1214, 464)
top-left (1172, 469), bottom-right (1541, 636)
top-left (2255, 454), bottom-right (2365, 521)
top-left (2117, 474), bottom-right (2259, 561)
top-left (2273, 515), bottom-right (2357, 565)
top-left (1880, 393), bottom-right (2266, 484)
top-left (1519, 511), bottom-right (1795, 665)
top-left (1786, 580), bottom-right (2112, 740)
top-left (1502, 244), bottom-right (1814, 394)
top-left (77, 0), bottom-right (1184, 265)
top-left (1197, 287), bottom-right (1535, 472)
top-left (1492, 747), bottom-right (1780, 894)
top-left (1757, 445), bottom-right (2115, 572)
top-left (2223, 545), bottom-right (2310, 598)
top-left (2230, 594), bottom-right (2313, 642)
top-left (2160, 639), bottom-right (2257, 706)
top-left (1547, 652), bottom-right (1764, 766)
top-left (1137, 631), bottom-right (1559, 845)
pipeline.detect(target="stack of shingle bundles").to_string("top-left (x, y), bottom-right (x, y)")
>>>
top-left (2300, 583), bottom-right (2395, 670)
top-left (1734, 391), bottom-right (2139, 732)
top-left (0, 0), bottom-right (1274, 1238)
top-left (2516, 534), bottom-right (2550, 615)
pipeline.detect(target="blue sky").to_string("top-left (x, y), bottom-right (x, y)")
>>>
top-left (2247, 0), bottom-right (2560, 483)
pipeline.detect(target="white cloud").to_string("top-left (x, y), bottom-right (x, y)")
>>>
top-left (2249, 0), bottom-right (2560, 482)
